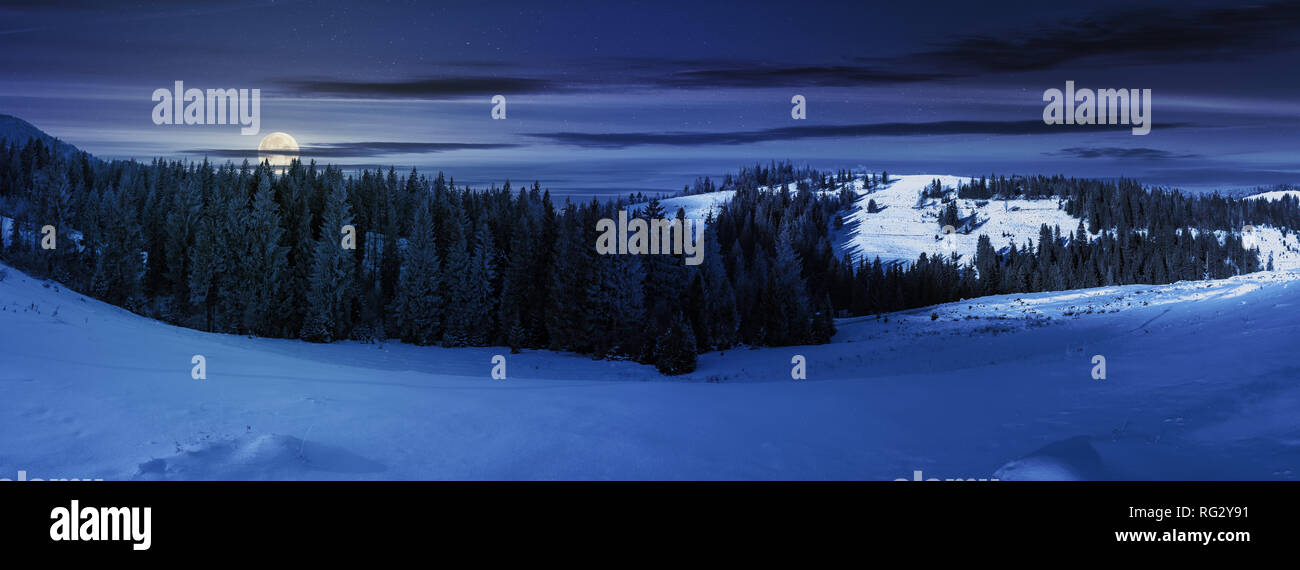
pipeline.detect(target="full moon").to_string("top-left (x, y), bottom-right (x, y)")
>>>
top-left (257, 132), bottom-right (299, 168)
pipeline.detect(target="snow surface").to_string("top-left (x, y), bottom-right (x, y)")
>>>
top-left (1243, 190), bottom-right (1300, 202)
top-left (831, 174), bottom-right (1088, 267)
top-left (629, 190), bottom-right (737, 221)
top-left (2, 261), bottom-right (1298, 481)
top-left (648, 173), bottom-right (1300, 271)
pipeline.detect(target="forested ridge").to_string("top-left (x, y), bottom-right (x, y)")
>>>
top-left (0, 138), bottom-right (1282, 374)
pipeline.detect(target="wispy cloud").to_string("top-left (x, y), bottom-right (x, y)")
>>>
top-left (1049, 147), bottom-right (1200, 160)
top-left (528, 121), bottom-right (1195, 149)
top-left (183, 141), bottom-right (520, 158)
top-left (650, 65), bottom-right (959, 88)
top-left (279, 76), bottom-right (564, 98)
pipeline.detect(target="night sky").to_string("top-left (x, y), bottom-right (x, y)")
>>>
top-left (4, 0), bottom-right (1300, 197)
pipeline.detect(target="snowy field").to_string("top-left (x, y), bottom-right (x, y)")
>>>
top-left (636, 190), bottom-right (737, 221)
top-left (1, 260), bottom-right (1298, 481)
top-left (638, 174), bottom-right (1300, 272)
top-left (832, 174), bottom-right (1088, 267)
top-left (1244, 190), bottom-right (1300, 202)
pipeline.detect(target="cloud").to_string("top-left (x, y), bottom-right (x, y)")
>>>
top-left (271, 3), bottom-right (1300, 99)
top-left (279, 76), bottom-right (563, 98)
top-left (183, 141), bottom-right (520, 158)
top-left (651, 65), bottom-right (959, 88)
top-left (1049, 147), bottom-right (1200, 160)
top-left (911, 1), bottom-right (1300, 73)
top-left (527, 121), bottom-right (1195, 148)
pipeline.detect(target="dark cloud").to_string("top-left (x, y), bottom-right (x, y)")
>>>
top-left (1049, 147), bottom-right (1200, 160)
top-left (528, 121), bottom-right (1195, 149)
top-left (183, 141), bottom-right (520, 158)
top-left (652, 65), bottom-right (959, 88)
top-left (279, 77), bottom-right (563, 98)
top-left (912, 1), bottom-right (1300, 73)
top-left (270, 3), bottom-right (1300, 98)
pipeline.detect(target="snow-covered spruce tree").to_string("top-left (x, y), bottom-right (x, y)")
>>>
top-left (162, 175), bottom-right (200, 323)
top-left (377, 179), bottom-right (403, 332)
top-left (301, 179), bottom-right (357, 343)
top-left (36, 166), bottom-right (75, 282)
top-left (389, 200), bottom-right (443, 345)
top-left (810, 293), bottom-right (836, 344)
top-left (587, 246), bottom-right (647, 358)
top-left (697, 223), bottom-right (738, 350)
top-left (546, 203), bottom-right (598, 353)
top-left (940, 200), bottom-right (960, 229)
top-left (138, 169), bottom-right (170, 303)
top-left (974, 233), bottom-right (1000, 296)
top-left (237, 174), bottom-right (288, 336)
top-left (654, 310), bottom-right (697, 375)
top-left (498, 193), bottom-right (537, 352)
top-left (462, 221), bottom-right (498, 346)
top-left (212, 165), bottom-right (253, 330)
top-left (763, 219), bottom-right (812, 345)
top-left (91, 185), bottom-right (145, 311)
top-left (438, 206), bottom-right (473, 347)
top-left (282, 185), bottom-right (315, 337)
top-left (187, 202), bottom-right (226, 332)
top-left (638, 200), bottom-right (687, 358)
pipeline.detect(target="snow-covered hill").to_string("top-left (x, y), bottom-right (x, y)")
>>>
top-left (2, 260), bottom-right (1298, 480)
top-left (1244, 190), bottom-right (1300, 202)
top-left (639, 190), bottom-right (737, 220)
top-left (656, 173), bottom-right (1300, 271)
top-left (0, 114), bottom-right (81, 158)
top-left (832, 174), bottom-right (1085, 266)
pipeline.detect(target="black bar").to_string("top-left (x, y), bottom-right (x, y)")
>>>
top-left (0, 482), bottom-right (1289, 557)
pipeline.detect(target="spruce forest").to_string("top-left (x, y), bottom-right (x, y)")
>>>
top-left (2, 139), bottom-right (1294, 374)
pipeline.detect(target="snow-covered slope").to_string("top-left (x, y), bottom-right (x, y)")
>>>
top-left (1244, 190), bottom-right (1300, 202)
top-left (832, 174), bottom-right (1086, 266)
top-left (630, 190), bottom-right (737, 220)
top-left (2, 261), bottom-right (1298, 481)
top-left (655, 173), bottom-right (1300, 271)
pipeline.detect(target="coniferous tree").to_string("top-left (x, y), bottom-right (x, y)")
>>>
top-left (546, 204), bottom-right (597, 353)
top-left (389, 200), bottom-right (443, 345)
top-left (588, 247), bottom-right (647, 357)
top-left (301, 179), bottom-right (357, 342)
top-left (162, 176), bottom-right (200, 322)
top-left (697, 225), bottom-right (738, 350)
top-left (462, 221), bottom-right (498, 345)
top-left (237, 175), bottom-right (289, 336)
top-left (654, 310), bottom-right (697, 375)
top-left (764, 220), bottom-right (812, 345)
top-left (187, 202), bottom-right (226, 332)
top-left (439, 207), bottom-right (475, 347)
top-left (498, 191), bottom-right (538, 351)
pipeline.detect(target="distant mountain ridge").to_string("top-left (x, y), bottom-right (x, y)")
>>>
top-left (0, 114), bottom-right (83, 158)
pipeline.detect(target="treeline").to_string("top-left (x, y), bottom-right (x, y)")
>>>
top-left (823, 223), bottom-right (1260, 316)
top-left (0, 137), bottom-right (1275, 374)
top-left (0, 141), bottom-right (845, 374)
top-left (959, 174), bottom-right (1300, 232)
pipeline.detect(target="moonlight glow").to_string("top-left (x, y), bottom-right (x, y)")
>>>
top-left (257, 132), bottom-right (299, 168)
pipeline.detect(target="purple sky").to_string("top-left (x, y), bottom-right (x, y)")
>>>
top-left (4, 0), bottom-right (1300, 197)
